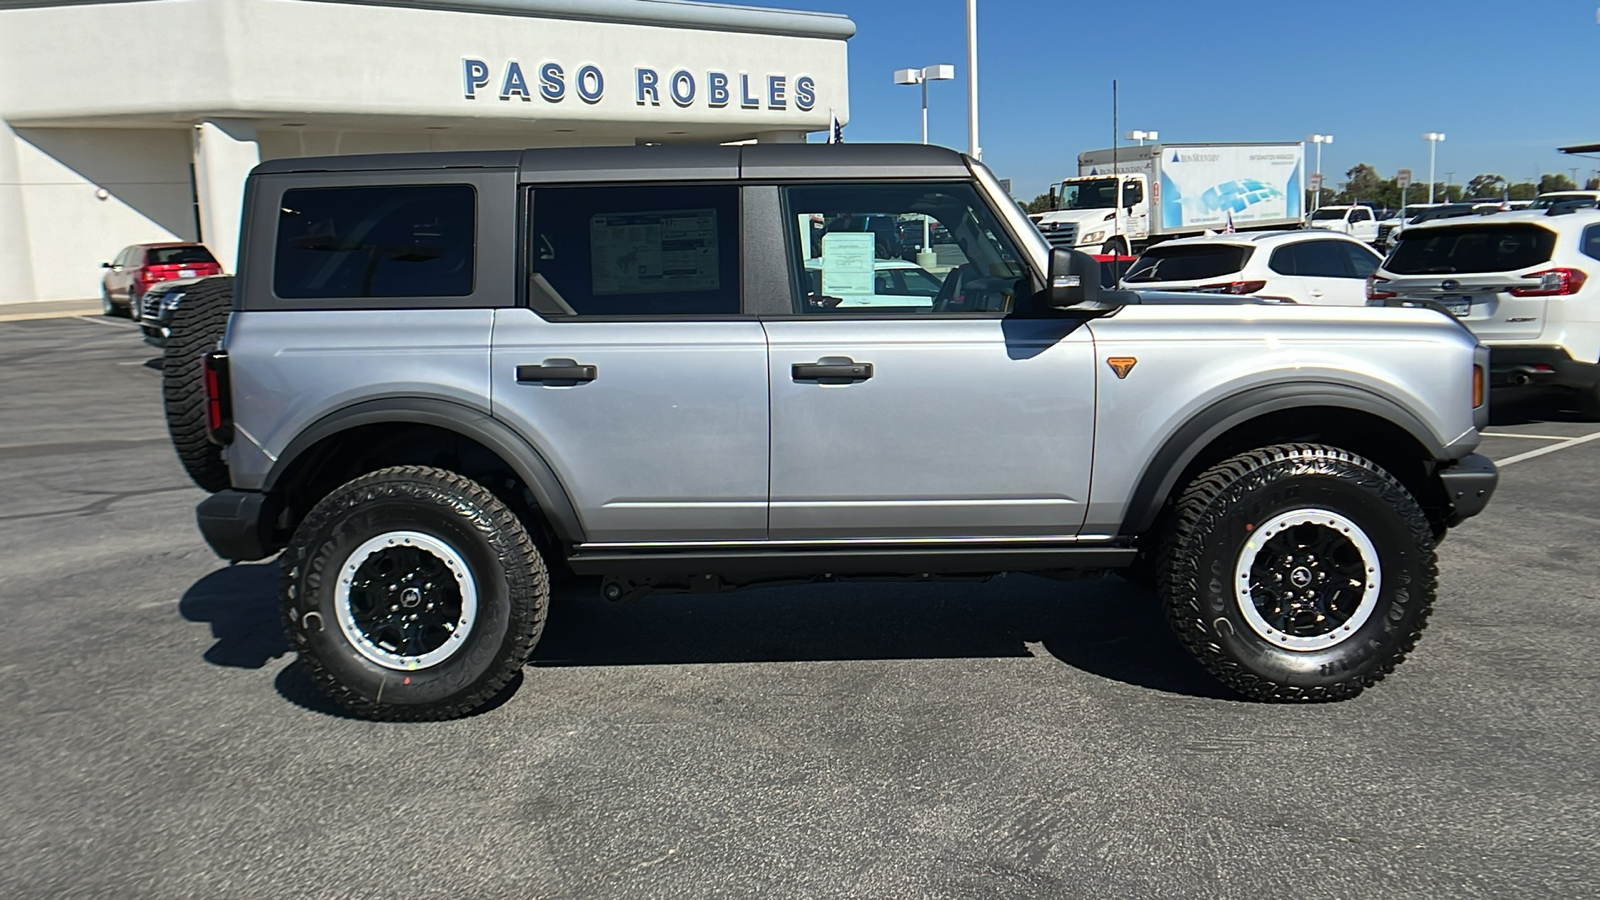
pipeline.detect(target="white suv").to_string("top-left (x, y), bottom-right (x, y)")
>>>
top-left (1121, 231), bottom-right (1383, 305)
top-left (1367, 207), bottom-right (1600, 415)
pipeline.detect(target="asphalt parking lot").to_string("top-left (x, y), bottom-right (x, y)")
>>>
top-left (2, 314), bottom-right (1596, 899)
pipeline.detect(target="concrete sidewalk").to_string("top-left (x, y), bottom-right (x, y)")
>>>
top-left (0, 299), bottom-right (104, 323)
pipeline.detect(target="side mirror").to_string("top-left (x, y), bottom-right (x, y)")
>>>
top-left (101, 261), bottom-right (113, 269)
top-left (1044, 248), bottom-right (1132, 315)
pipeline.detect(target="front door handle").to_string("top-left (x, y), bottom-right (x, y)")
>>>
top-left (792, 358), bottom-right (873, 383)
top-left (517, 361), bottom-right (597, 383)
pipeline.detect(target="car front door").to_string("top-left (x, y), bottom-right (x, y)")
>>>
top-left (762, 180), bottom-right (1096, 540)
top-left (490, 182), bottom-right (770, 544)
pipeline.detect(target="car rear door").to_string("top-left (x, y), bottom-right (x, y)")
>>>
top-left (761, 180), bottom-right (1095, 540)
top-left (1269, 239), bottom-right (1369, 305)
top-left (489, 181), bottom-right (770, 544)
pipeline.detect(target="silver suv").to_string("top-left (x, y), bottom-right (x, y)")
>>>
top-left (165, 144), bottom-right (1498, 719)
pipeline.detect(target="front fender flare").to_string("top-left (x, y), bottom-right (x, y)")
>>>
top-left (1118, 382), bottom-right (1448, 537)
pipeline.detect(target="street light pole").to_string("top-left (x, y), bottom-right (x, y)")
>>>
top-left (895, 64), bottom-right (955, 268)
top-left (1307, 134), bottom-right (1332, 211)
top-left (966, 0), bottom-right (979, 159)
top-left (1423, 133), bottom-right (1445, 204)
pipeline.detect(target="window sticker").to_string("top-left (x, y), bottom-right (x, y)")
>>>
top-left (819, 232), bottom-right (875, 301)
top-left (590, 208), bottom-right (719, 295)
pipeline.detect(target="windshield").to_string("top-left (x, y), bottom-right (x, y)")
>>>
top-left (1529, 194), bottom-right (1597, 210)
top-left (1387, 224), bottom-right (1556, 274)
top-left (1123, 244), bottom-right (1253, 283)
top-left (1309, 208), bottom-right (1347, 221)
top-left (1060, 179), bottom-right (1118, 210)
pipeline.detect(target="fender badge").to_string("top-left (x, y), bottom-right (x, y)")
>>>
top-left (1107, 357), bottom-right (1138, 379)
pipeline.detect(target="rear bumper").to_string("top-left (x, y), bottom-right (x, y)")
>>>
top-left (196, 490), bottom-right (281, 562)
top-left (1487, 346), bottom-right (1600, 391)
top-left (1437, 453), bottom-right (1498, 524)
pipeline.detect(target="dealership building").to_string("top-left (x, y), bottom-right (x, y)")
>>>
top-left (0, 0), bottom-right (853, 304)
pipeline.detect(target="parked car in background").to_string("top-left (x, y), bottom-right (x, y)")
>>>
top-left (1121, 231), bottom-right (1382, 305)
top-left (136, 276), bottom-right (210, 347)
top-left (1368, 206), bottom-right (1600, 415)
top-left (100, 243), bottom-right (221, 317)
top-left (1375, 203), bottom-right (1442, 251)
top-left (1306, 205), bottom-right (1379, 243)
top-left (1527, 191), bottom-right (1600, 212)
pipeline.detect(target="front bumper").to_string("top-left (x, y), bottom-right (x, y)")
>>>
top-left (196, 490), bottom-right (281, 562)
top-left (1437, 453), bottom-right (1498, 523)
top-left (1488, 346), bottom-right (1600, 391)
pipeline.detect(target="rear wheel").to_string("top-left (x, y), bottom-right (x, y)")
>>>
top-left (280, 466), bottom-right (549, 720)
top-left (1159, 443), bottom-right (1436, 701)
top-left (1575, 382), bottom-right (1600, 421)
top-left (161, 276), bottom-right (234, 492)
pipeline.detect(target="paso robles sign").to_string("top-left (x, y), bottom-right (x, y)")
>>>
top-left (463, 58), bottom-right (817, 112)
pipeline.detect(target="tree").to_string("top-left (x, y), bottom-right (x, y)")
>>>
top-left (1465, 174), bottom-right (1507, 199)
top-left (1587, 177), bottom-right (1600, 191)
top-left (1340, 163), bottom-right (1383, 201)
top-left (1507, 182), bottom-right (1538, 201)
top-left (1538, 173), bottom-right (1577, 194)
top-left (1025, 193), bottom-right (1054, 214)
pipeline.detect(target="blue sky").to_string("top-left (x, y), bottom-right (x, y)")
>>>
top-left (736, 0), bottom-right (1600, 199)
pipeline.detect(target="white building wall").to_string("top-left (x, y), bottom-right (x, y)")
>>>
top-left (0, 0), bottom-right (852, 303)
top-left (10, 127), bottom-right (195, 303)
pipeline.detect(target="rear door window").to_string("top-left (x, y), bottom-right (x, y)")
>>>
top-left (527, 184), bottom-right (741, 317)
top-left (274, 184), bottom-right (477, 298)
top-left (1123, 245), bottom-right (1252, 283)
top-left (1387, 224), bottom-right (1556, 274)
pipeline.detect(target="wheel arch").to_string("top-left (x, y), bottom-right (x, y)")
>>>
top-left (1119, 382), bottom-right (1449, 538)
top-left (264, 397), bottom-right (585, 546)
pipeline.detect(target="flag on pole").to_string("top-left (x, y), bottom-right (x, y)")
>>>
top-left (1223, 210), bottom-right (1235, 234)
top-left (828, 108), bottom-right (843, 144)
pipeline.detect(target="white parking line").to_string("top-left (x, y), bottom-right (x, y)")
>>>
top-left (1496, 431), bottom-right (1600, 467)
top-left (1482, 432), bottom-right (1577, 441)
top-left (75, 316), bottom-right (136, 329)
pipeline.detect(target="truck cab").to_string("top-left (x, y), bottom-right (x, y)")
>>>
top-left (1033, 174), bottom-right (1148, 255)
top-left (1307, 205), bottom-right (1380, 244)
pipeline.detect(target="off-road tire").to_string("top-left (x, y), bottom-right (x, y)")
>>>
top-left (280, 466), bottom-right (549, 721)
top-left (1159, 443), bottom-right (1436, 702)
top-left (161, 276), bottom-right (234, 492)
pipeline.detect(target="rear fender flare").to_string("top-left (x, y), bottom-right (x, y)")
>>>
top-left (263, 396), bottom-right (586, 544)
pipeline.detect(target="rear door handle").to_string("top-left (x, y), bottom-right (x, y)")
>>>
top-left (792, 359), bottom-right (873, 383)
top-left (516, 361), bottom-right (597, 383)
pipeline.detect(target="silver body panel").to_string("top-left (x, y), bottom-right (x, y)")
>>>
top-left (488, 310), bottom-right (770, 543)
top-left (1080, 304), bottom-right (1482, 533)
top-left (763, 318), bottom-right (1095, 539)
top-left (223, 309), bottom-right (495, 490)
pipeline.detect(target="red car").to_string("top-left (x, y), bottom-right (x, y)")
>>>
top-left (100, 243), bottom-right (222, 317)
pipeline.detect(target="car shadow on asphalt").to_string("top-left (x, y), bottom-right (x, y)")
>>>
top-left (177, 563), bottom-right (1242, 711)
top-left (1489, 392), bottom-right (1595, 426)
top-left (532, 575), bottom-right (1241, 701)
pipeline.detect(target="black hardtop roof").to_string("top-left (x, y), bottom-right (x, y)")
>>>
top-left (251, 143), bottom-right (974, 182)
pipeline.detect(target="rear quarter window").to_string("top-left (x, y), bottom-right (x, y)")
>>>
top-left (274, 184), bottom-right (477, 298)
top-left (1124, 245), bottom-right (1252, 283)
top-left (1387, 224), bottom-right (1556, 274)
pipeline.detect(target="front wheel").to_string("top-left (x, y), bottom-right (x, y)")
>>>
top-left (280, 466), bottom-right (549, 720)
top-left (1159, 443), bottom-right (1436, 702)
top-left (1101, 237), bottom-right (1129, 256)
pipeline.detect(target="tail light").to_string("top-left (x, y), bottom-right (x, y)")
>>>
top-left (203, 351), bottom-right (234, 445)
top-left (1366, 274), bottom-right (1396, 300)
top-left (1196, 280), bottom-right (1266, 295)
top-left (1508, 268), bottom-right (1587, 297)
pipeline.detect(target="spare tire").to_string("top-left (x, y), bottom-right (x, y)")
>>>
top-left (162, 276), bottom-right (235, 493)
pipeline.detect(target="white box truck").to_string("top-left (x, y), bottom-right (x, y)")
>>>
top-left (1033, 142), bottom-right (1305, 255)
